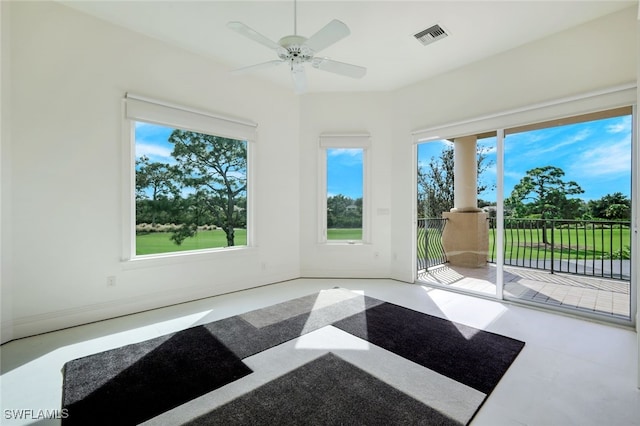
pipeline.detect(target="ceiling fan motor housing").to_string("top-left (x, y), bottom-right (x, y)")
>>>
top-left (278, 35), bottom-right (314, 64)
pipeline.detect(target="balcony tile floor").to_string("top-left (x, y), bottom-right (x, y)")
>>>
top-left (417, 264), bottom-right (631, 320)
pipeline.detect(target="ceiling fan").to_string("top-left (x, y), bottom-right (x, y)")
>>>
top-left (227, 1), bottom-right (366, 93)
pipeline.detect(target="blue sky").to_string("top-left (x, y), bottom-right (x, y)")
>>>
top-left (136, 124), bottom-right (366, 199)
top-left (135, 122), bottom-right (175, 164)
top-left (418, 114), bottom-right (632, 203)
top-left (136, 115), bottom-right (632, 204)
top-left (327, 148), bottom-right (363, 199)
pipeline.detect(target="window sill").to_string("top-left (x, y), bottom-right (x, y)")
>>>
top-left (322, 241), bottom-right (370, 246)
top-left (121, 246), bottom-right (255, 270)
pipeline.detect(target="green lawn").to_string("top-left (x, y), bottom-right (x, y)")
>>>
top-left (417, 228), bottom-right (447, 258)
top-left (491, 226), bottom-right (631, 260)
top-left (136, 229), bottom-right (247, 255)
top-left (327, 228), bottom-right (363, 241)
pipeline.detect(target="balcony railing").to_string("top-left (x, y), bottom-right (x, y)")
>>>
top-left (488, 218), bottom-right (631, 280)
top-left (417, 218), bottom-right (448, 270)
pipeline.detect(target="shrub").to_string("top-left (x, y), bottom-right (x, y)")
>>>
top-left (601, 245), bottom-right (631, 260)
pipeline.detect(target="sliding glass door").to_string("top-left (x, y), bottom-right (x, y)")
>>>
top-left (415, 105), bottom-right (635, 324)
top-left (502, 109), bottom-right (633, 321)
top-left (416, 135), bottom-right (498, 298)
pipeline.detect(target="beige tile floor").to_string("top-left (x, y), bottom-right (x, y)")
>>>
top-left (418, 264), bottom-right (631, 320)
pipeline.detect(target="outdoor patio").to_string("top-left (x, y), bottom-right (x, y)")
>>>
top-left (417, 264), bottom-right (631, 320)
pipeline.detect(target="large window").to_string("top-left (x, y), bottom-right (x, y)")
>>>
top-left (319, 134), bottom-right (371, 243)
top-left (124, 94), bottom-right (256, 258)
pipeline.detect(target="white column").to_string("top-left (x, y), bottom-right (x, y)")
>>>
top-left (451, 135), bottom-right (481, 212)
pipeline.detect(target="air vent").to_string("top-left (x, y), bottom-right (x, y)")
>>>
top-left (414, 24), bottom-right (448, 46)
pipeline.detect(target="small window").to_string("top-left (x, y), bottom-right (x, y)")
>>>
top-left (319, 134), bottom-right (371, 243)
top-left (124, 94), bottom-right (256, 259)
top-left (326, 148), bottom-right (363, 240)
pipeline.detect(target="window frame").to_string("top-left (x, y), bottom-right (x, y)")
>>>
top-left (318, 133), bottom-right (371, 244)
top-left (122, 93), bottom-right (257, 263)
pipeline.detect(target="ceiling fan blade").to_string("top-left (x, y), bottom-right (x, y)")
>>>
top-left (291, 66), bottom-right (308, 94)
top-left (231, 60), bottom-right (285, 75)
top-left (304, 19), bottom-right (350, 54)
top-left (227, 21), bottom-right (282, 51)
top-left (312, 58), bottom-right (367, 79)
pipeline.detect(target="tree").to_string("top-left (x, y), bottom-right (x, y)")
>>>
top-left (168, 130), bottom-right (247, 246)
top-left (507, 166), bottom-right (584, 245)
top-left (327, 195), bottom-right (362, 228)
top-left (507, 166), bottom-right (584, 220)
top-left (587, 192), bottom-right (631, 220)
top-left (135, 156), bottom-right (179, 226)
top-left (417, 145), bottom-right (494, 218)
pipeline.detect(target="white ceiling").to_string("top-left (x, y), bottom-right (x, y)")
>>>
top-left (59, 1), bottom-right (635, 93)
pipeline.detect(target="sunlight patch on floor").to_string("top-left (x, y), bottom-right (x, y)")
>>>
top-left (418, 285), bottom-right (508, 339)
top-left (294, 326), bottom-right (370, 351)
top-left (300, 288), bottom-right (365, 335)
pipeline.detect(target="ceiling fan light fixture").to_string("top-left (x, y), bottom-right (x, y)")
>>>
top-left (227, 0), bottom-right (366, 93)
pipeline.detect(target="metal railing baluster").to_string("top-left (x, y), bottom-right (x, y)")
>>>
top-left (419, 217), bottom-right (629, 281)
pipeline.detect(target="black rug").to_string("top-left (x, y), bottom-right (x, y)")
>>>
top-left (61, 288), bottom-right (525, 425)
top-left (200, 289), bottom-right (384, 359)
top-left (185, 353), bottom-right (462, 426)
top-left (333, 302), bottom-right (525, 395)
top-left (61, 326), bottom-right (252, 425)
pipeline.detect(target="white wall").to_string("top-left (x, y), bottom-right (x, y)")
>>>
top-left (297, 7), bottom-right (637, 283)
top-left (2, 3), bottom-right (637, 341)
top-left (388, 6), bottom-right (637, 282)
top-left (5, 1), bottom-right (300, 339)
top-left (1, 0), bottom-right (14, 344)
top-left (299, 93), bottom-right (394, 277)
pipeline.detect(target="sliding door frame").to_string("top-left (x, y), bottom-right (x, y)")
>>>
top-left (412, 84), bottom-right (637, 321)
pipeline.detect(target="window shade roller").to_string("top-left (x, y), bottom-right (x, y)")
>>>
top-left (124, 93), bottom-right (257, 141)
top-left (411, 83), bottom-right (635, 143)
top-left (319, 133), bottom-right (371, 148)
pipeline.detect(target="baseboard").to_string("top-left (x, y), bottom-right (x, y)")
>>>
top-left (300, 268), bottom-right (390, 279)
top-left (390, 269), bottom-right (414, 284)
top-left (10, 270), bottom-right (298, 341)
top-left (1, 319), bottom-right (13, 344)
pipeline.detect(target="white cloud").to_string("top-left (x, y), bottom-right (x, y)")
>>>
top-left (136, 143), bottom-right (172, 159)
top-left (503, 170), bottom-right (524, 180)
top-left (606, 116), bottom-right (631, 134)
top-left (607, 123), bottom-right (626, 133)
top-left (569, 139), bottom-right (631, 178)
top-left (533, 128), bottom-right (591, 155)
top-left (483, 146), bottom-right (497, 154)
top-left (484, 164), bottom-right (497, 176)
top-left (328, 148), bottom-right (362, 157)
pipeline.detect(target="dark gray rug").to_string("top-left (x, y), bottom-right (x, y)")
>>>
top-left (61, 326), bottom-right (252, 426)
top-left (61, 288), bottom-right (525, 425)
top-left (201, 288), bottom-right (384, 359)
top-left (185, 353), bottom-right (462, 426)
top-left (333, 302), bottom-right (525, 395)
